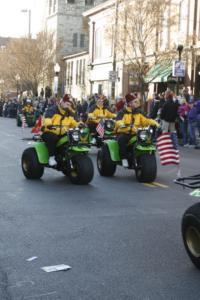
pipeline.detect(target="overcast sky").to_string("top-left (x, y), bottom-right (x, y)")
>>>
top-left (0, 0), bottom-right (46, 38)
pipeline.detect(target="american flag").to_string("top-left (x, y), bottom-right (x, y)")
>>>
top-left (96, 120), bottom-right (105, 138)
top-left (156, 132), bottom-right (180, 165)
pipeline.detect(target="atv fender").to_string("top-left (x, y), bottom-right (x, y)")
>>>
top-left (32, 142), bottom-right (49, 164)
top-left (104, 140), bottom-right (120, 162)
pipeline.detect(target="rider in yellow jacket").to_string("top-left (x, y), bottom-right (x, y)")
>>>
top-left (22, 99), bottom-right (34, 114)
top-left (115, 94), bottom-right (159, 167)
top-left (42, 96), bottom-right (79, 166)
top-left (88, 95), bottom-right (116, 124)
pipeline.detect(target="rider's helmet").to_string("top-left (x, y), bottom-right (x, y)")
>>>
top-left (97, 95), bottom-right (106, 108)
top-left (60, 94), bottom-right (73, 111)
top-left (125, 94), bottom-right (141, 109)
top-left (125, 94), bottom-right (136, 104)
top-left (26, 98), bottom-right (32, 105)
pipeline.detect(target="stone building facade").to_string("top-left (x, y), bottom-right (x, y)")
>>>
top-left (45, 0), bottom-right (107, 57)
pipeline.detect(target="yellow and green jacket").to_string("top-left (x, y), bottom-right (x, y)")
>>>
top-left (88, 104), bottom-right (116, 123)
top-left (22, 104), bottom-right (34, 114)
top-left (43, 105), bottom-right (78, 136)
top-left (115, 107), bottom-right (159, 134)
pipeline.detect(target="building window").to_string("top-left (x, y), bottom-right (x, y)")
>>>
top-left (73, 33), bottom-right (78, 47)
top-left (71, 62), bottom-right (73, 84)
top-left (94, 28), bottom-right (102, 59)
top-left (68, 0), bottom-right (75, 3)
top-left (80, 34), bottom-right (85, 48)
top-left (79, 60), bottom-right (82, 84)
top-left (53, 0), bottom-right (56, 12)
top-left (83, 59), bottom-right (85, 85)
top-left (76, 61), bottom-right (79, 84)
top-left (85, 0), bottom-right (94, 5)
top-left (179, 0), bottom-right (187, 35)
top-left (49, 0), bottom-right (52, 15)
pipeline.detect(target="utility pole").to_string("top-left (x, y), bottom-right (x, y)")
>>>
top-left (191, 0), bottom-right (198, 92)
top-left (111, 0), bottom-right (119, 101)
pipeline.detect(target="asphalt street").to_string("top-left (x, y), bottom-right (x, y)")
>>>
top-left (1, 117), bottom-right (200, 300)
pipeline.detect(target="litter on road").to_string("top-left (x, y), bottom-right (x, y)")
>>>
top-left (41, 264), bottom-right (71, 272)
top-left (26, 256), bottom-right (38, 261)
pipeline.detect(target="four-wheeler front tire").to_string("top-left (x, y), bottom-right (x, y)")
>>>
top-left (21, 147), bottom-right (44, 179)
top-left (182, 203), bottom-right (200, 269)
top-left (69, 155), bottom-right (94, 185)
top-left (97, 144), bottom-right (116, 177)
top-left (135, 153), bottom-right (157, 183)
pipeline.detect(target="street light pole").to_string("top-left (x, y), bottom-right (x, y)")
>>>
top-left (54, 63), bottom-right (61, 97)
top-left (21, 9), bottom-right (31, 38)
top-left (15, 74), bottom-right (20, 97)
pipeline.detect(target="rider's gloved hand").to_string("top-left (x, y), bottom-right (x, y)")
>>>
top-left (78, 122), bottom-right (85, 129)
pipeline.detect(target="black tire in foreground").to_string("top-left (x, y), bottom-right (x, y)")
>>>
top-left (69, 155), bottom-right (94, 185)
top-left (21, 147), bottom-right (44, 179)
top-left (135, 153), bottom-right (157, 183)
top-left (97, 144), bottom-right (116, 177)
top-left (182, 203), bottom-right (200, 269)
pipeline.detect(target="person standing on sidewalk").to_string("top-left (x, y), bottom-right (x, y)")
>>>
top-left (178, 98), bottom-right (190, 146)
top-left (188, 99), bottom-right (197, 148)
top-left (160, 91), bottom-right (179, 133)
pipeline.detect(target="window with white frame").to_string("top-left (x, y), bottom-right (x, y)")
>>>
top-left (94, 28), bottom-right (102, 59)
top-left (73, 33), bottom-right (78, 47)
top-left (179, 0), bottom-right (188, 35)
top-left (80, 34), bottom-right (85, 48)
top-left (49, 0), bottom-right (52, 15)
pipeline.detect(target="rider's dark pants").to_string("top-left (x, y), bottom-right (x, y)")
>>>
top-left (42, 132), bottom-right (60, 156)
top-left (117, 133), bottom-right (132, 159)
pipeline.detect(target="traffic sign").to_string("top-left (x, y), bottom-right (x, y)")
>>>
top-left (109, 71), bottom-right (118, 82)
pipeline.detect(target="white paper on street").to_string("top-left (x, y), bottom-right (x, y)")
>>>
top-left (41, 264), bottom-right (71, 273)
top-left (26, 256), bottom-right (38, 262)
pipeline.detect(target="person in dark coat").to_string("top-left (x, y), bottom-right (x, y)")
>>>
top-left (188, 99), bottom-right (197, 147)
top-left (160, 92), bottom-right (179, 133)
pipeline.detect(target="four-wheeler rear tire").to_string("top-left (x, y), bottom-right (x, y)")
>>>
top-left (135, 153), bottom-right (157, 183)
top-left (182, 203), bottom-right (200, 269)
top-left (97, 144), bottom-right (116, 177)
top-left (69, 155), bottom-right (94, 185)
top-left (21, 147), bottom-right (44, 179)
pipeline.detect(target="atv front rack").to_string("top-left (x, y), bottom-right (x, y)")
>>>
top-left (174, 174), bottom-right (200, 189)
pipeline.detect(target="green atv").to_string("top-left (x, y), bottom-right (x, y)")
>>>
top-left (82, 118), bottom-right (116, 148)
top-left (21, 126), bottom-right (94, 185)
top-left (97, 125), bottom-right (157, 183)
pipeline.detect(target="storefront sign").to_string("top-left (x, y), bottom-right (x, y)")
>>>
top-left (172, 60), bottom-right (185, 77)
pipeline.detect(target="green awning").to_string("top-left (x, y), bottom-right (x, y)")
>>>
top-left (145, 63), bottom-right (172, 83)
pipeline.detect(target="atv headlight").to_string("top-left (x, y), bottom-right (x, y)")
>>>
top-left (71, 130), bottom-right (80, 142)
top-left (138, 130), bottom-right (147, 141)
top-left (105, 120), bottom-right (114, 131)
